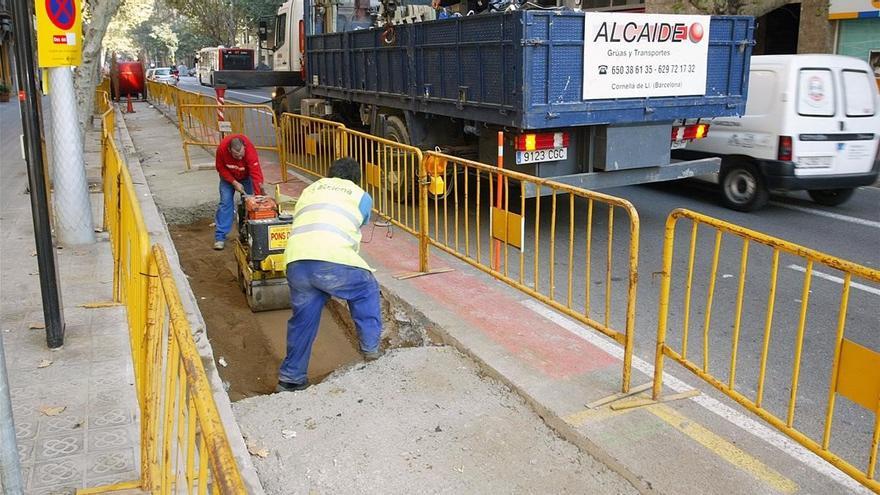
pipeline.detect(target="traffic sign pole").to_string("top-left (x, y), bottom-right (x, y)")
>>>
top-left (11, 0), bottom-right (66, 350)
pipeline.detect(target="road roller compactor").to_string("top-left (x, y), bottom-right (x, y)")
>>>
top-left (233, 191), bottom-right (296, 312)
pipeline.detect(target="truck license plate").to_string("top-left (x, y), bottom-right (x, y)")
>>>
top-left (516, 148), bottom-right (567, 165)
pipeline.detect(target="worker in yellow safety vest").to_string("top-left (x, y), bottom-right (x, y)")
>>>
top-left (277, 157), bottom-right (381, 392)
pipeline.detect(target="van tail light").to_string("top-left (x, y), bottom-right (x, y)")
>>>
top-left (671, 123), bottom-right (710, 141)
top-left (778, 136), bottom-right (793, 161)
top-left (515, 132), bottom-right (569, 151)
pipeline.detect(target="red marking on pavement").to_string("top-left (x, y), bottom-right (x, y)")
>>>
top-left (363, 238), bottom-right (617, 379)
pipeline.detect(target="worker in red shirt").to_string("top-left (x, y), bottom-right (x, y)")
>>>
top-left (213, 134), bottom-right (264, 250)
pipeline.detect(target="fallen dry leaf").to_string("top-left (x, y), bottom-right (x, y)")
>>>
top-left (39, 405), bottom-right (66, 416)
top-left (28, 323), bottom-right (45, 330)
top-left (37, 359), bottom-right (53, 368)
top-left (31, 251), bottom-right (37, 257)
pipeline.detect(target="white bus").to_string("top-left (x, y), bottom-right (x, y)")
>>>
top-left (196, 46), bottom-right (255, 86)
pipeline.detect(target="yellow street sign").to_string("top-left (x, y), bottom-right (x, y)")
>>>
top-left (36, 0), bottom-right (82, 67)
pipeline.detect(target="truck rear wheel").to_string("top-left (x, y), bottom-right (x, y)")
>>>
top-left (720, 160), bottom-right (768, 212)
top-left (808, 188), bottom-right (855, 206)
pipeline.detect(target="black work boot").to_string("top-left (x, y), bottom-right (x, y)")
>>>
top-left (276, 380), bottom-right (309, 392)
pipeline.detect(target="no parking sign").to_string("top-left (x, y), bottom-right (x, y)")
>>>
top-left (36, 0), bottom-right (82, 67)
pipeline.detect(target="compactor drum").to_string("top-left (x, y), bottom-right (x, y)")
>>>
top-left (233, 195), bottom-right (294, 312)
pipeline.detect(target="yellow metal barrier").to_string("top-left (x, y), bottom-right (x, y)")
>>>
top-left (422, 152), bottom-right (639, 392)
top-left (278, 112), bottom-right (346, 181)
top-left (96, 82), bottom-right (111, 113)
top-left (653, 208), bottom-right (880, 492)
top-left (81, 105), bottom-right (247, 494)
top-left (178, 103), bottom-right (279, 171)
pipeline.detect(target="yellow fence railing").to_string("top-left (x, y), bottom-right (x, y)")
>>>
top-left (276, 112), bottom-right (637, 391)
top-left (81, 100), bottom-right (247, 495)
top-left (178, 103), bottom-right (279, 171)
top-left (422, 152), bottom-right (640, 392)
top-left (278, 112), bottom-right (346, 181)
top-left (653, 208), bottom-right (880, 493)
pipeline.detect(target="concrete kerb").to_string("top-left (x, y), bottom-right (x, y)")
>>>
top-left (113, 106), bottom-right (266, 494)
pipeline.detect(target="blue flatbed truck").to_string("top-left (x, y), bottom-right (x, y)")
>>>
top-left (264, 3), bottom-right (755, 190)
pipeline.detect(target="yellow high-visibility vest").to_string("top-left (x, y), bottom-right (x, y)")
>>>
top-left (283, 177), bottom-right (372, 271)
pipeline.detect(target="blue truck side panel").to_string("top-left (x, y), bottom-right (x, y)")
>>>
top-left (307, 12), bottom-right (754, 130)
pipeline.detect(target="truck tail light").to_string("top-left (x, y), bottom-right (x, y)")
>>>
top-left (778, 135), bottom-right (792, 161)
top-left (299, 20), bottom-right (306, 78)
top-left (515, 132), bottom-right (569, 151)
top-left (672, 123), bottom-right (710, 141)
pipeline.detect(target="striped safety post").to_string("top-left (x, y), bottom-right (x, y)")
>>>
top-left (214, 84), bottom-right (227, 137)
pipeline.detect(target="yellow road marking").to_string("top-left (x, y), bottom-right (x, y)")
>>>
top-left (649, 405), bottom-right (799, 494)
top-left (563, 402), bottom-right (798, 494)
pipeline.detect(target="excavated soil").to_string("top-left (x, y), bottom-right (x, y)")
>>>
top-left (169, 218), bottom-right (363, 401)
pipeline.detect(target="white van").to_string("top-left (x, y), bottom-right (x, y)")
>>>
top-left (679, 54), bottom-right (880, 211)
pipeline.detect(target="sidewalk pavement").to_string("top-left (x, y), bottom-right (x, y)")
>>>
top-left (131, 99), bottom-right (870, 495)
top-left (1, 108), bottom-right (141, 493)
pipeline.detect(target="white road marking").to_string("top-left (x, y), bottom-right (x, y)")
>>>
top-left (520, 298), bottom-right (871, 494)
top-left (787, 264), bottom-right (880, 296)
top-left (224, 89), bottom-right (270, 103)
top-left (770, 201), bottom-right (880, 229)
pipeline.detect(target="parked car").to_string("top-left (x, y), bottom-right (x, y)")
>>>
top-left (149, 67), bottom-right (178, 85)
top-left (676, 54), bottom-right (880, 211)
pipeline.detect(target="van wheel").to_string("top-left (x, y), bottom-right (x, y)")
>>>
top-left (720, 161), bottom-right (768, 212)
top-left (808, 188), bottom-right (855, 206)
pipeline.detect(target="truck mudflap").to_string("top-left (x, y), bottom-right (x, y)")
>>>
top-left (522, 157), bottom-right (721, 196)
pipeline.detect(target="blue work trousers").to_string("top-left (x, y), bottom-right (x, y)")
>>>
top-left (279, 260), bottom-right (382, 384)
top-left (214, 177), bottom-right (253, 241)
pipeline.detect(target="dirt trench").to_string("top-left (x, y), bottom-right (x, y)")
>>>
top-left (168, 217), bottom-right (433, 401)
top-left (170, 218), bottom-right (364, 401)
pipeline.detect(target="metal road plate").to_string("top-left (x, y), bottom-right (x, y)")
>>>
top-left (516, 147), bottom-right (567, 165)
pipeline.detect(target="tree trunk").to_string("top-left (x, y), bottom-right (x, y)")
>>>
top-left (74, 0), bottom-right (123, 138)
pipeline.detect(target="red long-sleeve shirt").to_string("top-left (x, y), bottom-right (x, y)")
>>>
top-left (215, 134), bottom-right (264, 195)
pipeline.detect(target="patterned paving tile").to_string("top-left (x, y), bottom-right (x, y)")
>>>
top-left (88, 406), bottom-right (133, 429)
top-left (37, 409), bottom-right (87, 436)
top-left (35, 432), bottom-right (85, 462)
top-left (27, 483), bottom-right (81, 495)
top-left (85, 449), bottom-right (136, 481)
top-left (31, 457), bottom-right (85, 489)
top-left (87, 426), bottom-right (135, 452)
top-left (16, 416), bottom-right (39, 440)
top-left (18, 439), bottom-right (35, 464)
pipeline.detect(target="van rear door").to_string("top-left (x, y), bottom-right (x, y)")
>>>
top-left (794, 67), bottom-right (878, 177)
top-left (837, 69), bottom-right (879, 173)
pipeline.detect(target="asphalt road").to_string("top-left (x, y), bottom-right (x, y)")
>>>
top-left (176, 76), bottom-right (275, 104)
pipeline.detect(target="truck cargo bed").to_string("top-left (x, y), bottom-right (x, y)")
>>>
top-left (307, 12), bottom-right (754, 130)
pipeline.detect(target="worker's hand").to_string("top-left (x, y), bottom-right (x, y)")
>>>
top-left (233, 181), bottom-right (245, 195)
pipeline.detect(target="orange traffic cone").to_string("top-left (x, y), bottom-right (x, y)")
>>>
top-left (126, 94), bottom-right (135, 113)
